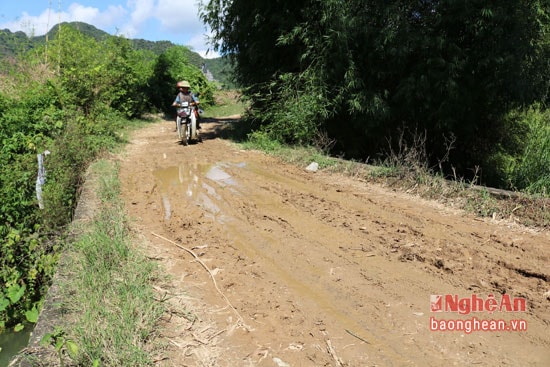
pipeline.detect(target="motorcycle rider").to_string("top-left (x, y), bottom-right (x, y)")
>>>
top-left (172, 80), bottom-right (201, 129)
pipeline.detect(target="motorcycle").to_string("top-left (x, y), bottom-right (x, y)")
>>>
top-left (175, 101), bottom-right (201, 145)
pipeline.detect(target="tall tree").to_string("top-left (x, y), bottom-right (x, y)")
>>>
top-left (200, 0), bottom-right (309, 87)
top-left (201, 0), bottom-right (550, 186)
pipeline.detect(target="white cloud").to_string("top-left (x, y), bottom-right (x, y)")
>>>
top-left (151, 0), bottom-right (218, 56)
top-left (66, 3), bottom-right (100, 22)
top-left (94, 5), bottom-right (128, 29)
top-left (128, 0), bottom-right (155, 25)
top-left (0, 4), bottom-right (127, 36)
top-left (155, 0), bottom-right (204, 32)
top-left (187, 31), bottom-right (217, 58)
top-left (118, 0), bottom-right (154, 38)
top-left (0, 1), bottom-right (219, 58)
top-left (0, 11), bottom-right (58, 36)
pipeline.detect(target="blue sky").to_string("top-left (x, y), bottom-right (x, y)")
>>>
top-left (0, 0), bottom-right (219, 58)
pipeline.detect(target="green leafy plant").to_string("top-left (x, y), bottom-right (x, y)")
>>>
top-left (41, 328), bottom-right (79, 367)
top-left (0, 22), bottom-right (162, 331)
top-left (508, 105), bottom-right (550, 194)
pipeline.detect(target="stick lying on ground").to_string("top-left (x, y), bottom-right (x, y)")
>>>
top-left (151, 232), bottom-right (250, 330)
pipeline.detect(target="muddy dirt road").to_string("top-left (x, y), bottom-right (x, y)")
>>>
top-left (117, 118), bottom-right (549, 367)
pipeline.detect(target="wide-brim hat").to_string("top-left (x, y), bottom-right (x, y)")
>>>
top-left (176, 80), bottom-right (191, 88)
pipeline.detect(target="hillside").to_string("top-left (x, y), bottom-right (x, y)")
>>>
top-left (0, 29), bottom-right (33, 57)
top-left (0, 22), bottom-right (233, 86)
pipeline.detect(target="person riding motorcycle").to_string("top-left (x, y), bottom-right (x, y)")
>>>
top-left (172, 80), bottom-right (201, 129)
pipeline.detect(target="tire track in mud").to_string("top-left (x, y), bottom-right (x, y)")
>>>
top-left (237, 163), bottom-right (549, 329)
top-left (118, 119), bottom-right (550, 367)
top-left (184, 161), bottom-right (417, 364)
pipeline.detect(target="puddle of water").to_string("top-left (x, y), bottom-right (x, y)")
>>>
top-left (153, 162), bottom-right (244, 223)
top-left (161, 194), bottom-right (171, 220)
top-left (201, 182), bottom-right (221, 200)
top-left (0, 327), bottom-right (32, 367)
top-left (196, 192), bottom-right (221, 216)
top-left (205, 164), bottom-right (237, 186)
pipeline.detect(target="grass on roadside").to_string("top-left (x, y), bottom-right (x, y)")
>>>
top-left (201, 90), bottom-right (247, 118)
top-left (207, 91), bottom-right (548, 228)
top-left (55, 160), bottom-right (164, 367)
top-left (234, 127), bottom-right (549, 228)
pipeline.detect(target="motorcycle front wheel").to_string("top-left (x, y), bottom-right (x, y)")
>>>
top-left (190, 116), bottom-right (197, 140)
top-left (190, 114), bottom-right (202, 143)
top-left (176, 116), bottom-right (184, 142)
top-left (176, 116), bottom-right (190, 146)
top-left (183, 122), bottom-right (190, 146)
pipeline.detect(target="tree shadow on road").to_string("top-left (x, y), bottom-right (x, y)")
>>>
top-left (199, 116), bottom-right (250, 142)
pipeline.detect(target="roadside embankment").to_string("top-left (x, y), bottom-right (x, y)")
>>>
top-left (10, 159), bottom-right (164, 367)
top-left (8, 163), bottom-right (100, 367)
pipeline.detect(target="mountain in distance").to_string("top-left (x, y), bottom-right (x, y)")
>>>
top-left (0, 28), bottom-right (32, 57)
top-left (0, 22), bottom-right (232, 86)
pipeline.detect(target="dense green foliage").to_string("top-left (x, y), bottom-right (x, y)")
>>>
top-left (149, 45), bottom-right (215, 115)
top-left (0, 75), bottom-right (64, 331)
top-left (204, 57), bottom-right (238, 88)
top-left (0, 23), bottom-right (215, 331)
top-left (1, 22), bottom-right (233, 86)
top-left (507, 106), bottom-right (550, 193)
top-left (0, 30), bottom-right (32, 57)
top-left (201, 0), bottom-right (550, 191)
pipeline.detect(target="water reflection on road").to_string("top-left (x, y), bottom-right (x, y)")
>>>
top-left (153, 162), bottom-right (244, 223)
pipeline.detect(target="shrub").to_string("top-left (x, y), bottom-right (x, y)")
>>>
top-left (508, 105), bottom-right (550, 194)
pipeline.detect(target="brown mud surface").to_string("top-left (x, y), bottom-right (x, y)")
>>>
top-left (117, 117), bottom-right (549, 367)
